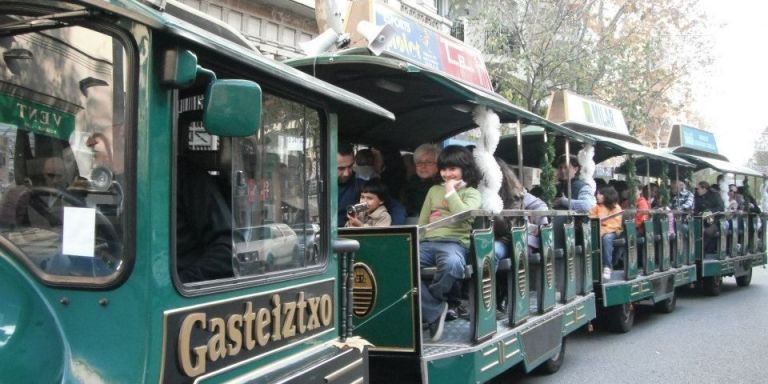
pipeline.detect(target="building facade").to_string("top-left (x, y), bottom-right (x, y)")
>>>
top-left (176, 0), bottom-right (453, 60)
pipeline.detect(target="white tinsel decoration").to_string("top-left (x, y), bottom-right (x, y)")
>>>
top-left (471, 106), bottom-right (503, 213)
top-left (761, 182), bottom-right (768, 213)
top-left (577, 144), bottom-right (596, 193)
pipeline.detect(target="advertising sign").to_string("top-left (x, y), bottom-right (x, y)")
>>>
top-left (0, 93), bottom-right (75, 140)
top-left (371, 4), bottom-right (493, 91)
top-left (562, 91), bottom-right (628, 135)
top-left (679, 124), bottom-right (718, 153)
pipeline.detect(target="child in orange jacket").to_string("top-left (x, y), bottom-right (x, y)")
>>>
top-left (590, 186), bottom-right (623, 280)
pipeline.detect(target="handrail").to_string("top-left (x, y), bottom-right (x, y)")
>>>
top-left (418, 209), bottom-right (587, 236)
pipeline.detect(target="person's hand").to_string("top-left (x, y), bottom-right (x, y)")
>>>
top-left (347, 213), bottom-right (363, 227)
top-left (444, 179), bottom-right (464, 194)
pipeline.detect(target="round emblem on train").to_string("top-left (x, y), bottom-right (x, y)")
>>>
top-left (352, 263), bottom-right (377, 317)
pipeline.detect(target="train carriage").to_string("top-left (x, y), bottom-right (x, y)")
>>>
top-left (287, 4), bottom-right (599, 382)
top-left (663, 124), bottom-right (767, 295)
top-left (540, 90), bottom-right (700, 332)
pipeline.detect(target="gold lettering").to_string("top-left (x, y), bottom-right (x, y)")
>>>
top-left (178, 313), bottom-right (207, 377)
top-left (307, 297), bottom-right (321, 330)
top-left (226, 314), bottom-right (243, 356)
top-left (243, 302), bottom-right (256, 350)
top-left (282, 300), bottom-right (297, 338)
top-left (40, 111), bottom-right (49, 125)
top-left (28, 108), bottom-right (37, 122)
top-left (271, 294), bottom-right (282, 341)
top-left (52, 113), bottom-right (62, 127)
top-left (207, 318), bottom-right (227, 362)
top-left (256, 308), bottom-right (271, 346)
top-left (296, 292), bottom-right (307, 334)
top-left (320, 294), bottom-right (333, 326)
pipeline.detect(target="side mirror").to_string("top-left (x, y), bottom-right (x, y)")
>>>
top-left (160, 48), bottom-right (198, 88)
top-left (203, 79), bottom-right (262, 137)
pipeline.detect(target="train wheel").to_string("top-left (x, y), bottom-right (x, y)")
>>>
top-left (702, 276), bottom-right (722, 296)
top-left (607, 303), bottom-right (634, 333)
top-left (654, 290), bottom-right (677, 314)
top-left (736, 268), bottom-right (753, 287)
top-left (536, 338), bottom-right (566, 374)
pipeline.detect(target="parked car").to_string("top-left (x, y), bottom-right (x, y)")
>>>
top-left (234, 223), bottom-right (299, 274)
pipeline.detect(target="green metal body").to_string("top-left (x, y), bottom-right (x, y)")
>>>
top-left (596, 216), bottom-right (696, 308)
top-left (510, 227), bottom-right (530, 325)
top-left (0, 1), bottom-right (396, 383)
top-left (538, 225), bottom-right (557, 313)
top-left (562, 223), bottom-right (578, 302)
top-left (341, 223), bottom-right (596, 384)
top-left (469, 228), bottom-right (498, 341)
top-left (696, 214), bottom-right (767, 281)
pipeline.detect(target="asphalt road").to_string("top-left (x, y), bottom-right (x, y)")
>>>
top-left (493, 267), bottom-right (768, 383)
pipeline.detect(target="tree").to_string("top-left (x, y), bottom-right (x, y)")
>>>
top-left (450, 0), bottom-right (714, 143)
top-left (747, 126), bottom-right (768, 175)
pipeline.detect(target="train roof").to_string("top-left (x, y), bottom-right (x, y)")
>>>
top-left (287, 50), bottom-right (592, 150)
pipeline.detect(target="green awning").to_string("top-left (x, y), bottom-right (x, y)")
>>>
top-left (588, 134), bottom-right (693, 166)
top-left (673, 153), bottom-right (763, 177)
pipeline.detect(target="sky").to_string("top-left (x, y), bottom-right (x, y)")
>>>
top-left (694, 0), bottom-right (768, 166)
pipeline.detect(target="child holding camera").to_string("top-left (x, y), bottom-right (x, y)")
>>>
top-left (417, 145), bottom-right (482, 341)
top-left (345, 179), bottom-right (392, 227)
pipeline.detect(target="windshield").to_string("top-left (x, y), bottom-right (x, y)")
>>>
top-left (0, 15), bottom-right (129, 283)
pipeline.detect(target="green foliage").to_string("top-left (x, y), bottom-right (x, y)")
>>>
top-left (659, 162), bottom-right (670, 207)
top-left (540, 135), bottom-right (557, 206)
top-left (682, 168), bottom-right (693, 187)
top-left (627, 156), bottom-right (636, 208)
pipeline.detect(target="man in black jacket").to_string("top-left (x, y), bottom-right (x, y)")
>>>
top-left (694, 181), bottom-right (724, 214)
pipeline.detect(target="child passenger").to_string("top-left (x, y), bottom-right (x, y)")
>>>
top-left (345, 179), bottom-right (392, 227)
top-left (589, 186), bottom-right (623, 280)
top-left (418, 145), bottom-right (482, 341)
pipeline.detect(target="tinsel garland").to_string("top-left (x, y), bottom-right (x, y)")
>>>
top-left (659, 162), bottom-right (670, 207)
top-left (627, 155), bottom-right (636, 208)
top-left (540, 135), bottom-right (556, 206)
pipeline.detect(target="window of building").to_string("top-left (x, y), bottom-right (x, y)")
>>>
top-left (207, 4), bottom-right (223, 20)
top-left (247, 16), bottom-right (262, 37)
top-left (281, 27), bottom-right (296, 45)
top-left (228, 11), bottom-right (243, 31)
top-left (265, 22), bottom-right (279, 42)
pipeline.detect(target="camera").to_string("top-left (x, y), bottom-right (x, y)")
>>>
top-left (347, 202), bottom-right (369, 217)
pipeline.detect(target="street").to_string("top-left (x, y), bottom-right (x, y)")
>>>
top-left (494, 267), bottom-right (768, 383)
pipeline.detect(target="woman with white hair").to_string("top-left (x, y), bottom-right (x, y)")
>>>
top-left (403, 143), bottom-right (441, 216)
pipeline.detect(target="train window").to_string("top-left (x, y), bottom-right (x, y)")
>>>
top-left (0, 21), bottom-right (129, 284)
top-left (232, 95), bottom-right (323, 275)
top-left (176, 91), bottom-right (323, 284)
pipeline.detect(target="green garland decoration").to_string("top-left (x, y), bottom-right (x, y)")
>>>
top-left (682, 168), bottom-right (693, 188)
top-left (659, 162), bottom-right (670, 207)
top-left (627, 155), bottom-right (636, 208)
top-left (540, 135), bottom-right (557, 206)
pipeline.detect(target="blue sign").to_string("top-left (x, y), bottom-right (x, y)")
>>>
top-left (680, 124), bottom-right (718, 153)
